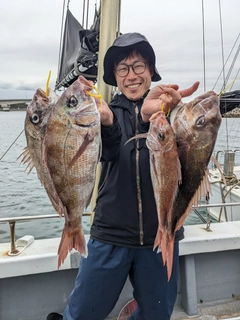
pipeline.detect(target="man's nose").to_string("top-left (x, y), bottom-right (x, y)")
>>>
top-left (127, 66), bottom-right (136, 78)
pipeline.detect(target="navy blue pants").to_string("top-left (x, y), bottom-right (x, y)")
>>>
top-left (63, 239), bottom-right (179, 320)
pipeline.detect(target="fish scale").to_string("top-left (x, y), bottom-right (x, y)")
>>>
top-left (21, 76), bottom-right (101, 268)
top-left (44, 77), bottom-right (101, 267)
top-left (164, 91), bottom-right (222, 280)
top-left (146, 111), bottom-right (181, 279)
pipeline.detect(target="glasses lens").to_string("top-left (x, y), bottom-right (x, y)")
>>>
top-left (115, 61), bottom-right (147, 77)
top-left (116, 64), bottom-right (129, 77)
top-left (132, 61), bottom-right (146, 74)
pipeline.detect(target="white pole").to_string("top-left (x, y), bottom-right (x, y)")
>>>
top-left (91, 0), bottom-right (120, 217)
top-left (97, 0), bottom-right (120, 103)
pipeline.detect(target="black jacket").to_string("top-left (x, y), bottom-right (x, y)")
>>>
top-left (91, 92), bottom-right (184, 247)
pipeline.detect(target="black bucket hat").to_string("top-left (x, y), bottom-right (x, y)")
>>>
top-left (103, 32), bottom-right (161, 86)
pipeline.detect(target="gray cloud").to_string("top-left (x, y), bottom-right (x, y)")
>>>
top-left (0, 0), bottom-right (239, 100)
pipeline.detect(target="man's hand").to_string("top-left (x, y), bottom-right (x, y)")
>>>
top-left (95, 98), bottom-right (114, 127)
top-left (141, 81), bottom-right (200, 122)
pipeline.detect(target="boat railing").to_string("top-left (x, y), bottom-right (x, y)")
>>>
top-left (1, 203), bottom-right (240, 256)
top-left (0, 212), bottom-right (93, 256)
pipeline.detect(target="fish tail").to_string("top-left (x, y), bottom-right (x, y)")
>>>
top-left (158, 229), bottom-right (175, 281)
top-left (160, 227), bottom-right (168, 266)
top-left (165, 234), bottom-right (175, 282)
top-left (153, 226), bottom-right (163, 253)
top-left (57, 226), bottom-right (87, 268)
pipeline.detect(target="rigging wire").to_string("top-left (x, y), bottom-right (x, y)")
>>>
top-left (212, 33), bottom-right (240, 91)
top-left (229, 67), bottom-right (240, 91)
top-left (201, 0), bottom-right (206, 92)
top-left (117, 0), bottom-right (121, 37)
top-left (56, 0), bottom-right (67, 89)
top-left (220, 44), bottom-right (240, 93)
top-left (82, 0), bottom-right (86, 27)
top-left (218, 0), bottom-right (229, 150)
top-left (218, 0), bottom-right (226, 90)
top-left (0, 129), bottom-right (24, 161)
top-left (86, 0), bottom-right (90, 29)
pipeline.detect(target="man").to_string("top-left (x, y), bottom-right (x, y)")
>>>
top-left (47, 32), bottom-right (199, 320)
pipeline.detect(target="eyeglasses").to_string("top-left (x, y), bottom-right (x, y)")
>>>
top-left (114, 61), bottom-right (148, 77)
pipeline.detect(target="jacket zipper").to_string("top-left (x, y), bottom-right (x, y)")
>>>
top-left (134, 103), bottom-right (144, 245)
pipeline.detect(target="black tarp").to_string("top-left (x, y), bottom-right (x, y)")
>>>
top-left (220, 90), bottom-right (240, 115)
top-left (55, 8), bottom-right (100, 90)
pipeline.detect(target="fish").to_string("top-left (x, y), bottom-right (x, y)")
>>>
top-left (164, 91), bottom-right (222, 280)
top-left (20, 88), bottom-right (61, 212)
top-left (147, 111), bottom-right (181, 276)
top-left (43, 76), bottom-right (101, 267)
top-left (125, 111), bottom-right (181, 278)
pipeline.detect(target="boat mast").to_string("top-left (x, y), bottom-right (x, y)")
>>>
top-left (97, 0), bottom-right (120, 103)
top-left (91, 0), bottom-right (120, 213)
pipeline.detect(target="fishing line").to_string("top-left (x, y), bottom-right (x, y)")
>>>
top-left (218, 77), bottom-right (239, 97)
top-left (160, 85), bottom-right (171, 116)
top-left (45, 70), bottom-right (52, 96)
top-left (0, 129), bottom-right (24, 161)
top-left (86, 85), bottom-right (103, 112)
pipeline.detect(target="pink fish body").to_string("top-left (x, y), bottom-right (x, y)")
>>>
top-left (147, 111), bottom-right (181, 279)
top-left (44, 76), bottom-right (101, 267)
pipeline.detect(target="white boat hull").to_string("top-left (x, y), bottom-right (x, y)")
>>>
top-left (1, 223), bottom-right (240, 319)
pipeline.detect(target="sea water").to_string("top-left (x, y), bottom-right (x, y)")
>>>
top-left (0, 111), bottom-right (239, 243)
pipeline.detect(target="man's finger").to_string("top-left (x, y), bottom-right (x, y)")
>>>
top-left (179, 81), bottom-right (200, 98)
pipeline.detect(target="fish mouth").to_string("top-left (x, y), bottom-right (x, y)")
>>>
top-left (77, 117), bottom-right (100, 127)
top-left (74, 108), bottom-right (100, 127)
top-left (192, 91), bottom-right (218, 106)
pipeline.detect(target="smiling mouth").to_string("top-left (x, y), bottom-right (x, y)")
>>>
top-left (127, 84), bottom-right (140, 89)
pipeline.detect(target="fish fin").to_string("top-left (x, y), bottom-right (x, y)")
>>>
top-left (124, 133), bottom-right (147, 146)
top-left (68, 132), bottom-right (95, 168)
top-left (85, 184), bottom-right (95, 209)
top-left (156, 228), bottom-right (175, 282)
top-left (159, 227), bottom-right (167, 264)
top-left (18, 147), bottom-right (35, 174)
top-left (177, 158), bottom-right (182, 185)
top-left (175, 169), bottom-right (211, 231)
top-left (153, 226), bottom-right (163, 253)
top-left (58, 226), bottom-right (87, 268)
top-left (165, 234), bottom-right (175, 282)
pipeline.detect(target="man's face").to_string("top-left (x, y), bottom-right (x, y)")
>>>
top-left (114, 52), bottom-right (153, 101)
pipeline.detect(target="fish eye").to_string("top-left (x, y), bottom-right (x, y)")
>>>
top-left (67, 95), bottom-right (78, 108)
top-left (158, 132), bottom-right (165, 140)
top-left (196, 116), bottom-right (205, 126)
top-left (31, 113), bottom-right (40, 124)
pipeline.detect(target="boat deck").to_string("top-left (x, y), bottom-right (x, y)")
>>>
top-left (172, 300), bottom-right (240, 319)
top-left (1, 222), bottom-right (240, 320)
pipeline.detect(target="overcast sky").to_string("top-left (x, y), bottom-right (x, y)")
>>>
top-left (0, 0), bottom-right (239, 101)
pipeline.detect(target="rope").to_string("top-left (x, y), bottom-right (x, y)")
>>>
top-left (0, 129), bottom-right (24, 161)
top-left (218, 177), bottom-right (240, 221)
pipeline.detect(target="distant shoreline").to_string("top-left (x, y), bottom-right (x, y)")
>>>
top-left (1, 107), bottom-right (240, 117)
top-left (0, 106), bottom-right (27, 112)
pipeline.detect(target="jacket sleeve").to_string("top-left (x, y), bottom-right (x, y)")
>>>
top-left (100, 111), bottom-right (122, 162)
